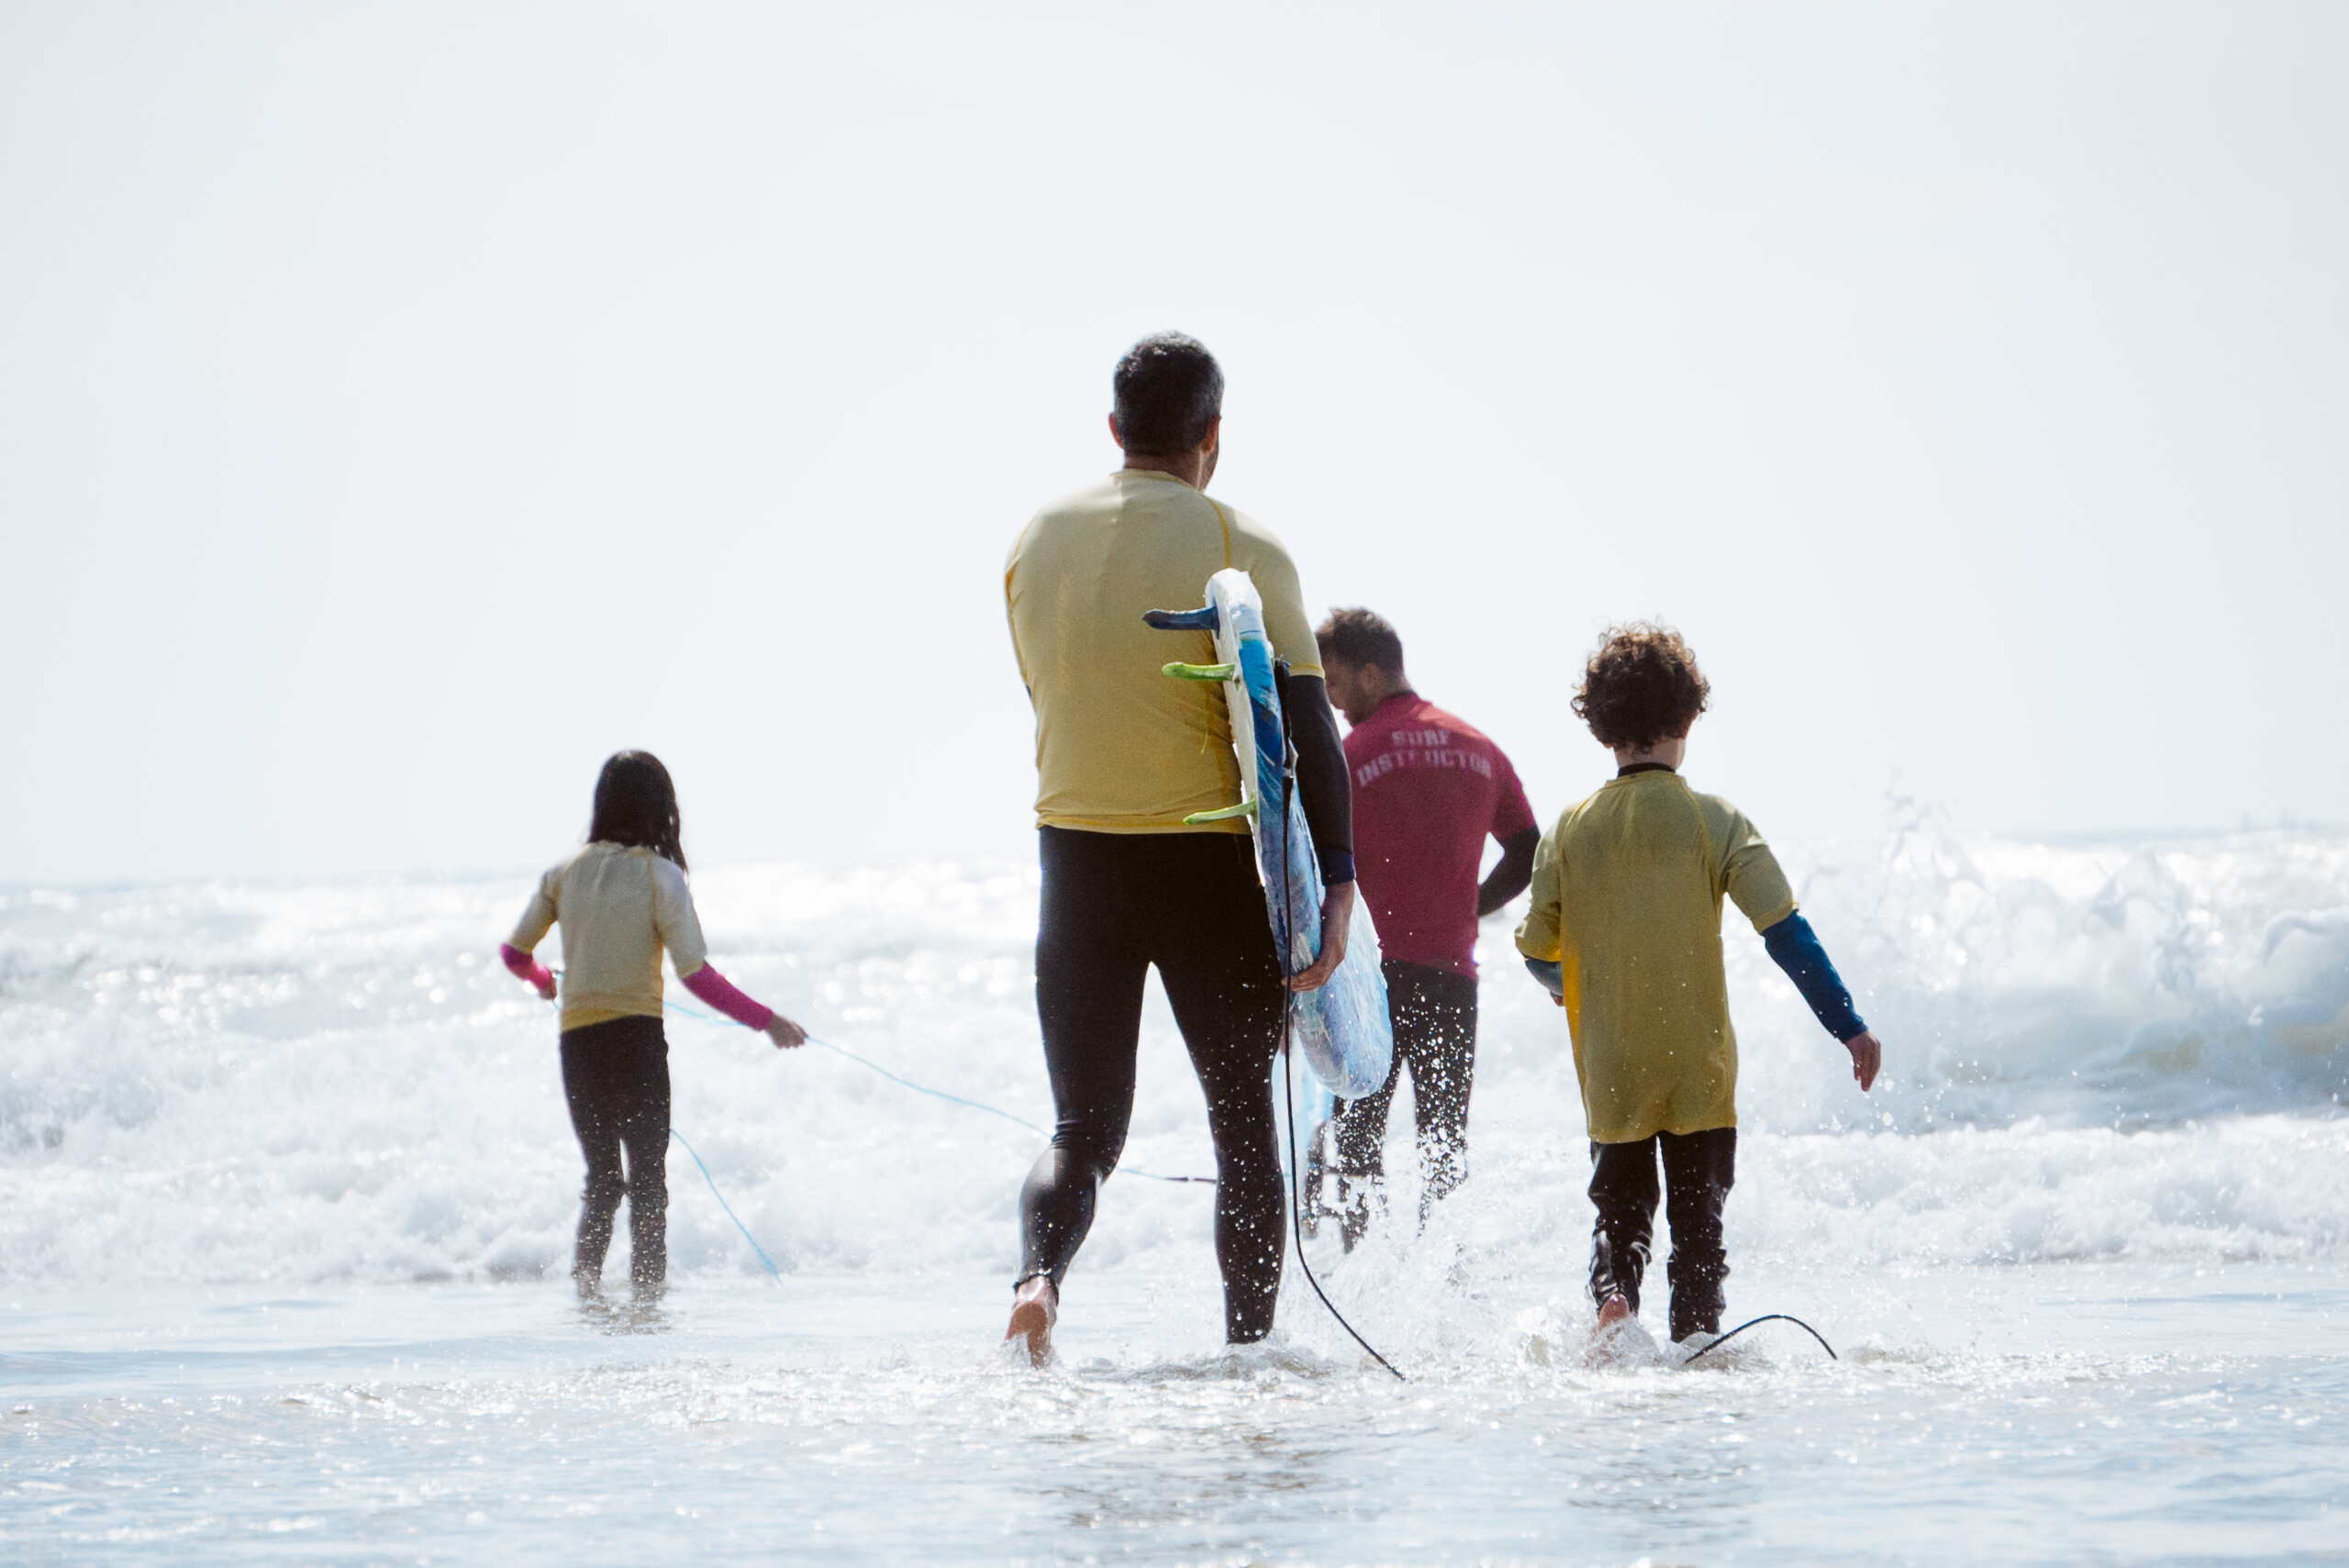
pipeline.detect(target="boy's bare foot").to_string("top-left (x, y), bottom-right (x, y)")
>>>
top-left (1582, 1291), bottom-right (1660, 1369)
top-left (1004, 1275), bottom-right (1058, 1367)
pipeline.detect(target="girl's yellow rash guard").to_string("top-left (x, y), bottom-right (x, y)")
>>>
top-left (509, 842), bottom-right (711, 1033)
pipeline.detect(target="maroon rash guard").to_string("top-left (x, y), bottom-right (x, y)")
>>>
top-left (1342, 693), bottom-right (1537, 976)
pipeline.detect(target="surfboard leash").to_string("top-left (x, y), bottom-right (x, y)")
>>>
top-left (651, 995), bottom-right (1217, 1184)
top-left (1271, 662), bottom-right (1406, 1383)
top-left (540, 978), bottom-right (1212, 1285)
top-left (1278, 1031), bottom-right (1406, 1381)
top-left (669, 1128), bottom-right (785, 1281)
top-left (650, 1000), bottom-right (1835, 1363)
top-left (1680, 1313), bottom-right (1838, 1363)
top-left (540, 973), bottom-right (1208, 1182)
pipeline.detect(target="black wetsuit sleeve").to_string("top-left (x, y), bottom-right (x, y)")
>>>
top-left (1761, 912), bottom-right (1867, 1041)
top-left (1476, 827), bottom-right (1541, 917)
top-left (1286, 674), bottom-right (1356, 885)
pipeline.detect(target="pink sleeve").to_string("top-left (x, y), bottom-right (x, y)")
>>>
top-left (682, 962), bottom-right (776, 1030)
top-left (501, 942), bottom-right (556, 994)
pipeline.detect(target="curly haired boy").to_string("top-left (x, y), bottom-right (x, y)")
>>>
top-left (1517, 624), bottom-right (1883, 1344)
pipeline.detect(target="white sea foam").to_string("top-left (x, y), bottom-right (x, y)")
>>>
top-left (2, 818), bottom-right (2344, 1287)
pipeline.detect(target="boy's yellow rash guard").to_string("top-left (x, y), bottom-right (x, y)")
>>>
top-left (508, 842), bottom-right (711, 1032)
top-left (1514, 771), bottom-right (1798, 1143)
top-left (1005, 469), bottom-right (1322, 833)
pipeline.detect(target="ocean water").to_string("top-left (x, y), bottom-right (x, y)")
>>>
top-left (4, 811), bottom-right (2346, 1563)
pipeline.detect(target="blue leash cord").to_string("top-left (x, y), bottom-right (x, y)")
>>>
top-left (803, 1031), bottom-right (1214, 1183)
top-left (537, 975), bottom-right (1219, 1283)
top-left (655, 996), bottom-right (1217, 1184)
top-left (669, 1127), bottom-right (785, 1281)
top-left (801, 1032), bottom-right (1048, 1136)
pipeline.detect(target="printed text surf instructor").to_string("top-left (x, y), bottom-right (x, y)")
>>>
top-left (1000, 333), bottom-right (1357, 1364)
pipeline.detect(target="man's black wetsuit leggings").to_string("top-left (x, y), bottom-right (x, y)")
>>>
top-left (1330, 960), bottom-right (1478, 1247)
top-left (560, 1016), bottom-right (671, 1291)
top-left (1022, 827), bottom-right (1287, 1342)
top-left (1588, 1127), bottom-right (1735, 1342)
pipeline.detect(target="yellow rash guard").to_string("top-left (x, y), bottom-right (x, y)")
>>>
top-left (1515, 769), bottom-right (1798, 1143)
top-left (508, 842), bottom-right (712, 1033)
top-left (1005, 469), bottom-right (1321, 835)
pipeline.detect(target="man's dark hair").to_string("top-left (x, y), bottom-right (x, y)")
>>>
top-left (1575, 622), bottom-right (1710, 750)
top-left (1316, 607), bottom-right (1405, 673)
top-left (1111, 333), bottom-right (1223, 455)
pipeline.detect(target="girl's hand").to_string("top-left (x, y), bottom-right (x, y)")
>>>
top-left (764, 1015), bottom-right (807, 1051)
top-left (536, 979), bottom-right (558, 1001)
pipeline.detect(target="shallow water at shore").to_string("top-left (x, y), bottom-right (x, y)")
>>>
top-left (6, 1263), bottom-right (2344, 1565)
top-left (4, 835), bottom-right (2346, 1561)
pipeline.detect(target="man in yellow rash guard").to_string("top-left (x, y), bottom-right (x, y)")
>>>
top-left (1517, 623), bottom-right (1884, 1344)
top-left (1000, 333), bottom-right (1358, 1366)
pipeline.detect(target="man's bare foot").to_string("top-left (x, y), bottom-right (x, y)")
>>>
top-left (1596, 1292), bottom-right (1632, 1329)
top-left (1004, 1275), bottom-right (1058, 1367)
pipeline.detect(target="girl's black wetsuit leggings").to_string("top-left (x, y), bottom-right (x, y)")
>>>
top-left (1022, 827), bottom-right (1288, 1342)
top-left (560, 1016), bottom-right (671, 1290)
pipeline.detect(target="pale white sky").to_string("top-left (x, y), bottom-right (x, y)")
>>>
top-left (4, 1), bottom-right (2343, 884)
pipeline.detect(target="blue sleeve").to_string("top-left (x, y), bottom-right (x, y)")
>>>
top-left (1761, 912), bottom-right (1866, 1041)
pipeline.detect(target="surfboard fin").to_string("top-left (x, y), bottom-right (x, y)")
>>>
top-left (1162, 661), bottom-right (1238, 683)
top-left (1143, 606), bottom-right (1219, 631)
top-left (1182, 800), bottom-right (1259, 825)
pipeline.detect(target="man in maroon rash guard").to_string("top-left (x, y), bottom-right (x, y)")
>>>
top-left (1316, 608), bottom-right (1541, 1248)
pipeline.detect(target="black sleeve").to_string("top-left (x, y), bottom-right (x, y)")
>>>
top-left (1284, 674), bottom-right (1356, 884)
top-left (1476, 826), bottom-right (1541, 917)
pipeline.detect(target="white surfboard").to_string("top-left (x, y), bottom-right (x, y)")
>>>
top-left (1145, 569), bottom-right (1394, 1099)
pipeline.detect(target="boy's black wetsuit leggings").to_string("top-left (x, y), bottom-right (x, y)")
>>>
top-left (560, 1016), bottom-right (671, 1291)
top-left (1330, 960), bottom-right (1477, 1247)
top-left (1588, 1127), bottom-right (1735, 1342)
top-left (1022, 827), bottom-right (1287, 1342)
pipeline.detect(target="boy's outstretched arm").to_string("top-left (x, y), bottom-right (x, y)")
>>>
top-left (1844, 1030), bottom-right (1882, 1091)
top-left (1760, 912), bottom-right (1881, 1090)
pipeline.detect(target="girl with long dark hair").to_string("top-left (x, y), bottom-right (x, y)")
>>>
top-left (500, 751), bottom-right (805, 1298)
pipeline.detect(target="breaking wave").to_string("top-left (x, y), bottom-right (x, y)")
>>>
top-left (2, 809), bottom-right (2343, 1286)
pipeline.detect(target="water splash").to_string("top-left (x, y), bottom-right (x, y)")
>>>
top-left (2, 814), bottom-right (2343, 1287)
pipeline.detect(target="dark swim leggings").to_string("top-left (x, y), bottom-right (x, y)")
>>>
top-left (1588, 1126), bottom-right (1736, 1342)
top-left (1021, 827), bottom-right (1288, 1342)
top-left (1331, 960), bottom-right (1479, 1246)
top-left (560, 1016), bottom-right (671, 1290)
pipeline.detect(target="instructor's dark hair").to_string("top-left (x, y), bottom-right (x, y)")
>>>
top-left (1575, 622), bottom-right (1710, 750)
top-left (588, 750), bottom-right (687, 872)
top-left (1111, 333), bottom-right (1223, 455)
top-left (1316, 607), bottom-right (1406, 674)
